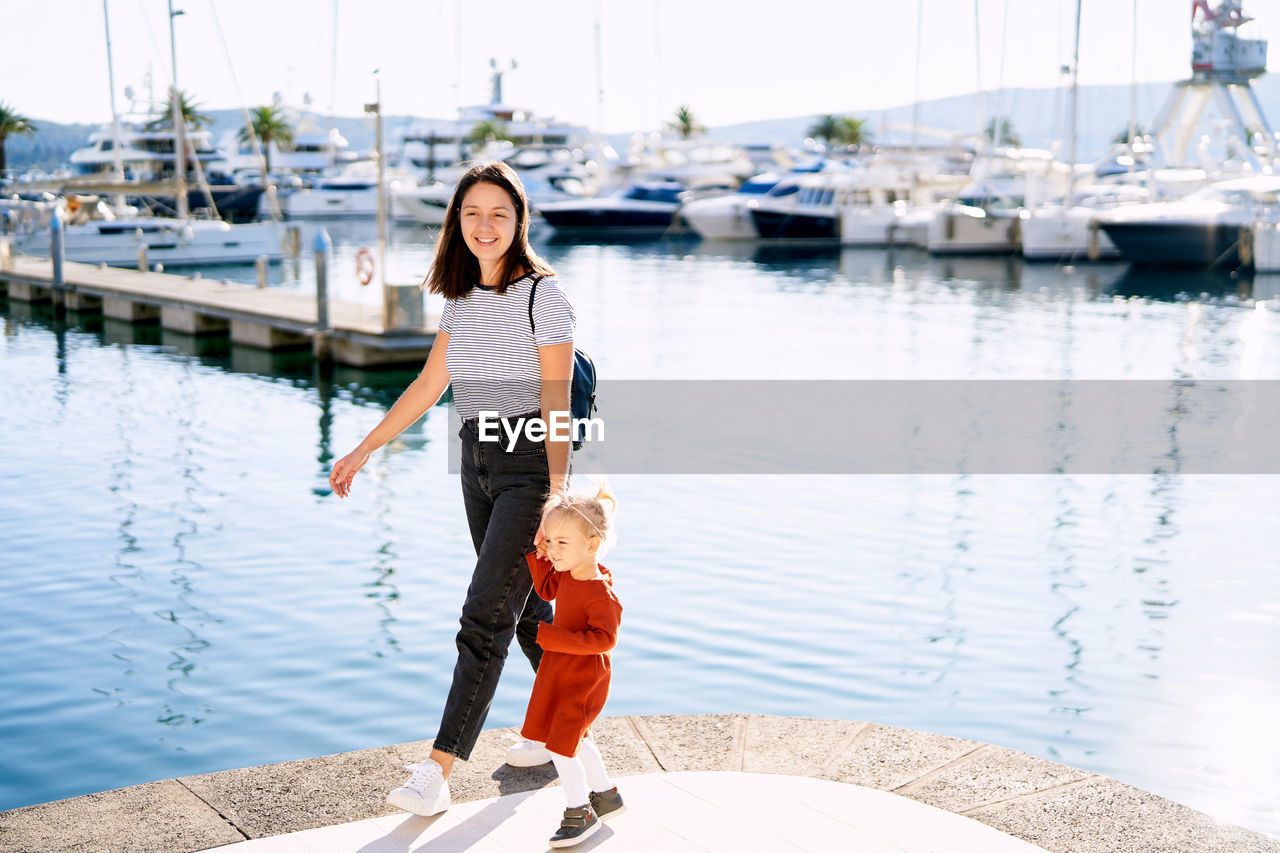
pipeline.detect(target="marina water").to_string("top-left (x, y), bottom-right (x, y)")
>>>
top-left (2, 221), bottom-right (1278, 839)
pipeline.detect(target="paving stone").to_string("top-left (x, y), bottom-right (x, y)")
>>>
top-left (828, 723), bottom-right (984, 791)
top-left (389, 727), bottom-right (561, 807)
top-left (179, 745), bottom-right (407, 840)
top-left (386, 717), bottom-right (661, 810)
top-left (0, 779), bottom-right (242, 853)
top-left (589, 716), bottom-right (665, 778)
top-left (630, 714), bottom-right (748, 772)
top-left (966, 776), bottom-right (1280, 853)
top-left (742, 714), bottom-right (869, 776)
top-left (896, 744), bottom-right (1095, 813)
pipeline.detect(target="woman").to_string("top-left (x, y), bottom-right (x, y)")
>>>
top-left (328, 160), bottom-right (575, 816)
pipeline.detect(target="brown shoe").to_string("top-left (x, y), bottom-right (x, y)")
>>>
top-left (549, 805), bottom-right (600, 848)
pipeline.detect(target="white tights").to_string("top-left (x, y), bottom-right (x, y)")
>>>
top-left (546, 737), bottom-right (613, 808)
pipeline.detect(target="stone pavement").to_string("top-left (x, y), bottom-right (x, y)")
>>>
top-left (212, 771), bottom-right (1050, 852)
top-left (1, 715), bottom-right (1277, 853)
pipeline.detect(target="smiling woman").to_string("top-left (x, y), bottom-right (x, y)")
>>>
top-left (328, 159), bottom-right (578, 818)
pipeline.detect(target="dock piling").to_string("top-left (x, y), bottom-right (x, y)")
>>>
top-left (313, 228), bottom-right (333, 363)
top-left (137, 244), bottom-right (147, 272)
top-left (256, 254), bottom-right (269, 288)
top-left (50, 211), bottom-right (66, 315)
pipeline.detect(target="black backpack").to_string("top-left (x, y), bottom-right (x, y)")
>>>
top-left (528, 276), bottom-right (597, 451)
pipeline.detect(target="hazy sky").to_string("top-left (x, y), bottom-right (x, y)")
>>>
top-left (3, 0), bottom-right (1277, 132)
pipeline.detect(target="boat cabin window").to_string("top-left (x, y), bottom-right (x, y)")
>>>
top-left (766, 183), bottom-right (800, 198)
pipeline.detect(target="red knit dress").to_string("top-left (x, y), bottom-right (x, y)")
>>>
top-left (520, 552), bottom-right (623, 757)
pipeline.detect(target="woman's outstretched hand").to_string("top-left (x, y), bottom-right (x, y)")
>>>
top-left (329, 447), bottom-right (370, 498)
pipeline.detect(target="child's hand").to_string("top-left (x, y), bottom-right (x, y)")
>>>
top-left (534, 526), bottom-right (548, 559)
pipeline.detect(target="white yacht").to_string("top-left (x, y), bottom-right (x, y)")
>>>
top-left (1020, 183), bottom-right (1151, 261)
top-left (926, 149), bottom-right (1064, 255)
top-left (17, 197), bottom-right (283, 267)
top-left (392, 146), bottom-right (593, 226)
top-left (1097, 175), bottom-right (1280, 268)
top-left (277, 165), bottom-right (417, 219)
top-left (837, 158), bottom-right (968, 247)
top-left (214, 109), bottom-right (353, 179)
top-left (395, 61), bottom-right (589, 180)
top-left (69, 121), bottom-right (224, 181)
top-left (679, 172), bottom-right (801, 240)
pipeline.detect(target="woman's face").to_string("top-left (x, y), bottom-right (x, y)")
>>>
top-left (458, 181), bottom-right (518, 270)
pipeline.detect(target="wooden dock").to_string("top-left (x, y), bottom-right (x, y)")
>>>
top-left (0, 251), bottom-right (436, 368)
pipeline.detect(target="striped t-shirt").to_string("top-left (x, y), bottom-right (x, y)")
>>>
top-left (440, 274), bottom-right (576, 420)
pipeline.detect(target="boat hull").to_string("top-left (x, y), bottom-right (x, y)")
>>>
top-left (681, 199), bottom-right (758, 239)
top-left (22, 221), bottom-right (283, 267)
top-left (1021, 213), bottom-right (1120, 261)
top-left (538, 207), bottom-right (676, 231)
top-left (1099, 221), bottom-right (1243, 267)
top-left (927, 208), bottom-right (1021, 254)
top-left (750, 208), bottom-right (837, 239)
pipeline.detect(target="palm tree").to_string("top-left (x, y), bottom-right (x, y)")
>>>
top-left (0, 101), bottom-right (36, 180)
top-left (466, 120), bottom-right (514, 150)
top-left (146, 89), bottom-right (213, 131)
top-left (807, 114), bottom-right (841, 150)
top-left (984, 116), bottom-right (1022, 148)
top-left (1111, 124), bottom-right (1149, 145)
top-left (239, 105), bottom-right (295, 178)
top-left (834, 116), bottom-right (870, 150)
top-left (146, 90), bottom-right (213, 176)
top-left (667, 105), bottom-right (704, 140)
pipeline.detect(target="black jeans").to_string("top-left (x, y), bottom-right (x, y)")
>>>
top-left (432, 413), bottom-right (555, 761)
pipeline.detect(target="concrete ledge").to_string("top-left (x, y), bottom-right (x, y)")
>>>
top-left (64, 289), bottom-right (103, 313)
top-left (7, 280), bottom-right (50, 304)
top-left (103, 296), bottom-right (160, 323)
top-left (162, 306), bottom-right (231, 336)
top-left (0, 715), bottom-right (1276, 853)
top-left (230, 320), bottom-right (311, 352)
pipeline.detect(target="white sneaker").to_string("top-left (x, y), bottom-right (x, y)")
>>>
top-left (505, 739), bottom-right (553, 767)
top-left (386, 758), bottom-right (450, 816)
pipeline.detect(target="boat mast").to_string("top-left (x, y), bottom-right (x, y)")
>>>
top-left (1066, 0), bottom-right (1081, 208)
top-left (974, 0), bottom-right (986, 153)
top-left (102, 0), bottom-right (126, 207)
top-left (911, 0), bottom-right (924, 190)
top-left (1128, 0), bottom-right (1138, 169)
top-left (329, 0), bottom-right (338, 170)
top-left (167, 0), bottom-right (189, 220)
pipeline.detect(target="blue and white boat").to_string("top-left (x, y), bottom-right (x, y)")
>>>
top-left (537, 181), bottom-right (691, 233)
top-left (679, 172), bottom-right (802, 240)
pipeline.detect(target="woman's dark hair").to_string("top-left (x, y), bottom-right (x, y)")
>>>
top-left (422, 160), bottom-right (555, 299)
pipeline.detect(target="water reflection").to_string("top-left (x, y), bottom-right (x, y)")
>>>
top-left (1105, 265), bottom-right (1251, 302)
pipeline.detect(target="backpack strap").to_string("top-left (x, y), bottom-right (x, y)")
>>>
top-left (527, 273), bottom-right (545, 335)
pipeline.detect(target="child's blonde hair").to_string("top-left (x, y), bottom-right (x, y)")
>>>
top-left (541, 480), bottom-right (617, 553)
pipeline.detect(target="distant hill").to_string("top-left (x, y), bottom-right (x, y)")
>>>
top-left (9, 76), bottom-right (1280, 172)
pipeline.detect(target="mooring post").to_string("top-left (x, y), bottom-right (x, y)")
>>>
top-left (50, 209), bottom-right (66, 315)
top-left (256, 254), bottom-right (269, 288)
top-left (313, 228), bottom-right (333, 363)
top-left (137, 243), bottom-right (147, 272)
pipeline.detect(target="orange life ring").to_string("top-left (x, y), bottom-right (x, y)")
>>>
top-left (355, 247), bottom-right (375, 286)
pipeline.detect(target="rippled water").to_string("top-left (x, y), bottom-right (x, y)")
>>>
top-left (2, 223), bottom-right (1279, 838)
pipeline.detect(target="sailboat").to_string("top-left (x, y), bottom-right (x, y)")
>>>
top-left (20, 1), bottom-right (282, 268)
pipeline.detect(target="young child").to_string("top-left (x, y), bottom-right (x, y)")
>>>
top-left (520, 486), bottom-right (625, 848)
